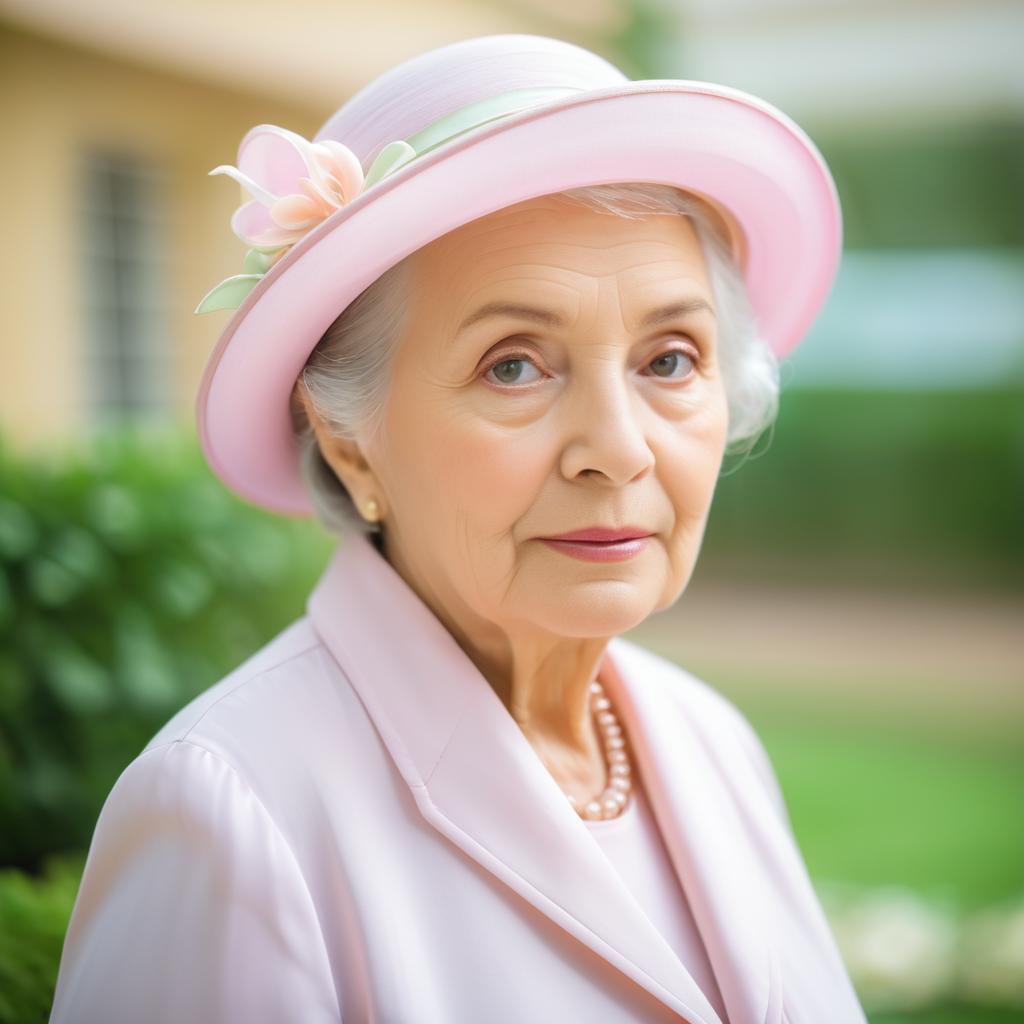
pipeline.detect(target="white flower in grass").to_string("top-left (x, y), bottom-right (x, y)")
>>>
top-left (957, 896), bottom-right (1024, 1007)
top-left (828, 885), bottom-right (958, 1011)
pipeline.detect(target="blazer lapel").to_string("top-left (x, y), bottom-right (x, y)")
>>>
top-left (600, 639), bottom-right (783, 1024)
top-left (307, 532), bottom-right (777, 1024)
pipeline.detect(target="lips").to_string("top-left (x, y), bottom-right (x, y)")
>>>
top-left (541, 526), bottom-right (652, 543)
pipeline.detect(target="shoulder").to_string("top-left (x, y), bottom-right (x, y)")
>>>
top-left (96, 615), bottom-right (360, 861)
top-left (134, 615), bottom-right (365, 810)
top-left (51, 738), bottom-right (341, 1022)
top-left (91, 612), bottom-right (354, 858)
top-left (143, 615), bottom-right (335, 752)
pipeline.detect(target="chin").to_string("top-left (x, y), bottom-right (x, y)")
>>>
top-left (533, 588), bottom-right (659, 639)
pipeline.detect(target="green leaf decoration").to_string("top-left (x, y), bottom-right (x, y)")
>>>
top-left (362, 140), bottom-right (417, 191)
top-left (243, 248), bottom-right (285, 274)
top-left (194, 274), bottom-right (263, 315)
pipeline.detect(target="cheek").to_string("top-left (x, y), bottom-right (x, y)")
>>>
top-left (380, 354), bottom-right (551, 539)
top-left (441, 418), bottom-right (549, 528)
top-left (661, 405), bottom-right (728, 523)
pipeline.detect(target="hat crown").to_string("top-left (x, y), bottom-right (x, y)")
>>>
top-left (313, 34), bottom-right (629, 168)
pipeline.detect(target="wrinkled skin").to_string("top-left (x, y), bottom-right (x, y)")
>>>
top-left (297, 193), bottom-right (729, 806)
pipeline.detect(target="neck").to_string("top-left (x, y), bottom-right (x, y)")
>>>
top-left (457, 630), bottom-right (615, 798)
top-left (377, 527), bottom-right (613, 795)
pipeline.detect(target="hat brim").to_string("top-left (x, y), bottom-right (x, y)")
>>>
top-left (196, 80), bottom-right (842, 516)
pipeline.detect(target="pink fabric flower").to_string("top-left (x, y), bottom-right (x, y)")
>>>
top-left (195, 125), bottom-right (418, 314)
top-left (208, 125), bottom-right (366, 251)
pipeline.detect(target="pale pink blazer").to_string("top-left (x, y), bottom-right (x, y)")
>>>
top-left (50, 530), bottom-right (867, 1024)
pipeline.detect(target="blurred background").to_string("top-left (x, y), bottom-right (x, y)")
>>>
top-left (0, 0), bottom-right (1021, 1020)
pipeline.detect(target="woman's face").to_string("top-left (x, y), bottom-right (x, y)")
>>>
top-left (358, 194), bottom-right (729, 642)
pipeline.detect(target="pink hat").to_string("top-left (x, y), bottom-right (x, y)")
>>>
top-left (194, 33), bottom-right (842, 517)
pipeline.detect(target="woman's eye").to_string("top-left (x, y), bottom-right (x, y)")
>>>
top-left (648, 347), bottom-right (697, 380)
top-left (483, 354), bottom-right (544, 387)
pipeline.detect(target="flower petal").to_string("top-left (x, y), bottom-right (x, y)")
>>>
top-left (269, 192), bottom-right (325, 232)
top-left (236, 124), bottom-right (318, 199)
top-left (194, 274), bottom-right (263, 314)
top-left (230, 200), bottom-right (304, 249)
top-left (207, 164), bottom-right (278, 207)
top-left (311, 140), bottom-right (365, 202)
top-left (301, 177), bottom-right (341, 215)
top-left (303, 170), bottom-right (345, 210)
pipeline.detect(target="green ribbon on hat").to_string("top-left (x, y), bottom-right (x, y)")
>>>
top-left (361, 85), bottom-right (582, 189)
top-left (195, 85), bottom-right (583, 315)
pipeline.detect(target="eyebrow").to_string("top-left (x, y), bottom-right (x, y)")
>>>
top-left (455, 296), bottom-right (716, 336)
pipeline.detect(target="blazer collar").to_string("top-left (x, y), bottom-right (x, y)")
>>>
top-left (307, 532), bottom-right (780, 1024)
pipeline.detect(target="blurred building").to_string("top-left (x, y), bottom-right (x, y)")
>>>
top-left (0, 0), bottom-right (631, 447)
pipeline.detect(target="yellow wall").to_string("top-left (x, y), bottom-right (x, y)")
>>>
top-left (0, 24), bottom-right (325, 449)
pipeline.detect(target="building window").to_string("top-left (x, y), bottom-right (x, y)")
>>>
top-left (79, 148), bottom-right (171, 423)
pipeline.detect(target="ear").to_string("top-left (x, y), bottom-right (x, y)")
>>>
top-left (293, 378), bottom-right (384, 514)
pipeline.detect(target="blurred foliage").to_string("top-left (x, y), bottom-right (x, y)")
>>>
top-left (0, 852), bottom-right (84, 1024)
top-left (605, 0), bottom-right (681, 80)
top-left (0, 424), bottom-right (332, 873)
top-left (707, 386), bottom-right (1024, 592)
top-left (870, 1010), bottom-right (1024, 1024)
top-left (816, 120), bottom-right (1024, 250)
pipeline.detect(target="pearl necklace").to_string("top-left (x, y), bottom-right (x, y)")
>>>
top-left (566, 678), bottom-right (633, 820)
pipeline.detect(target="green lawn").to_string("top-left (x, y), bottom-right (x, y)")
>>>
top-left (869, 1009), bottom-right (1024, 1024)
top-left (733, 681), bottom-right (1024, 1023)
top-left (738, 689), bottom-right (1024, 912)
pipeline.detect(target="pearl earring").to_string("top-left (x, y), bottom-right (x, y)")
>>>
top-left (363, 498), bottom-right (380, 522)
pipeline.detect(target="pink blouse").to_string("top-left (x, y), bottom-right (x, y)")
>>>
top-left (585, 778), bottom-right (731, 1022)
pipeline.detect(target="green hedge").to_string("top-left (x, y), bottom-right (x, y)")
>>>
top-left (0, 853), bottom-right (84, 1024)
top-left (0, 425), bottom-right (332, 872)
top-left (705, 386), bottom-right (1024, 591)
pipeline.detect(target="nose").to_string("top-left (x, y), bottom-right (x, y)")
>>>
top-left (560, 370), bottom-right (656, 485)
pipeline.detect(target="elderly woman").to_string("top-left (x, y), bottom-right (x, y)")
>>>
top-left (50, 33), bottom-right (866, 1024)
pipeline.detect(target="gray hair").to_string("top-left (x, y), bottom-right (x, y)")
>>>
top-left (290, 182), bottom-right (780, 539)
